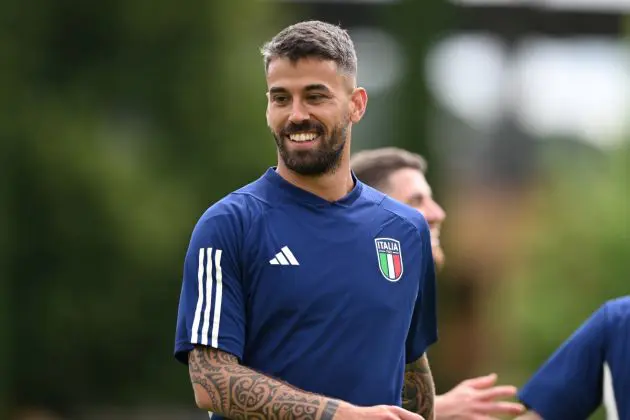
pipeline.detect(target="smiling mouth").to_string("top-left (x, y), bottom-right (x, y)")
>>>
top-left (287, 132), bottom-right (320, 143)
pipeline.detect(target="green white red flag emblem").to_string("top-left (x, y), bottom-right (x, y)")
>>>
top-left (374, 238), bottom-right (403, 282)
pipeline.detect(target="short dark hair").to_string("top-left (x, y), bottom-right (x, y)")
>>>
top-left (350, 147), bottom-right (427, 191)
top-left (260, 20), bottom-right (357, 78)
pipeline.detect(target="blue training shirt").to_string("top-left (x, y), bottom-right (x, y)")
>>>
top-left (518, 296), bottom-right (630, 419)
top-left (174, 167), bottom-right (438, 418)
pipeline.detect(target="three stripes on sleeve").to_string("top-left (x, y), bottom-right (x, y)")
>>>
top-left (191, 247), bottom-right (223, 347)
top-left (191, 245), bottom-right (300, 349)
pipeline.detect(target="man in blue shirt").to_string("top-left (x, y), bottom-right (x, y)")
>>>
top-left (174, 20), bottom-right (438, 420)
top-left (351, 147), bottom-right (526, 420)
top-left (516, 296), bottom-right (630, 419)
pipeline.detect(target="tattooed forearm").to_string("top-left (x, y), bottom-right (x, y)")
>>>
top-left (189, 346), bottom-right (340, 420)
top-left (402, 353), bottom-right (435, 420)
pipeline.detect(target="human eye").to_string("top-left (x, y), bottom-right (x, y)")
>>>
top-left (307, 93), bottom-right (327, 103)
top-left (273, 95), bottom-right (290, 104)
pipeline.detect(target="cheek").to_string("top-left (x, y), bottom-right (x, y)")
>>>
top-left (266, 109), bottom-right (282, 129)
top-left (326, 105), bottom-right (350, 126)
top-left (266, 105), bottom-right (272, 125)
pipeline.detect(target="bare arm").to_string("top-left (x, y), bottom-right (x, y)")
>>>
top-left (189, 346), bottom-right (341, 419)
top-left (402, 354), bottom-right (435, 420)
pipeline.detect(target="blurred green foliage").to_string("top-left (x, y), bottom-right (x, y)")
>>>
top-left (493, 146), bottom-right (629, 419)
top-left (491, 15), bottom-right (630, 419)
top-left (3, 0), bottom-right (287, 415)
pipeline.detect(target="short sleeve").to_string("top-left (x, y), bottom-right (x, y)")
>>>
top-left (518, 303), bottom-right (608, 419)
top-left (174, 206), bottom-right (247, 364)
top-left (405, 222), bottom-right (438, 363)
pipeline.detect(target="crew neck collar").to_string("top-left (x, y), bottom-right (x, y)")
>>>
top-left (262, 167), bottom-right (363, 208)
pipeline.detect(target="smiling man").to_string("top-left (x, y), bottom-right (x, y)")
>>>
top-left (174, 21), bottom-right (439, 420)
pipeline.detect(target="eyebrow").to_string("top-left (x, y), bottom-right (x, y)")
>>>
top-left (406, 193), bottom-right (427, 203)
top-left (268, 84), bottom-right (332, 95)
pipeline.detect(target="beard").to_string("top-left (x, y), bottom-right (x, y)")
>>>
top-left (272, 117), bottom-right (349, 176)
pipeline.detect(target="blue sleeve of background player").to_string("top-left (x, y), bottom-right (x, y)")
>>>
top-left (518, 303), bottom-right (609, 419)
top-left (174, 204), bottom-right (247, 364)
top-left (405, 222), bottom-right (438, 363)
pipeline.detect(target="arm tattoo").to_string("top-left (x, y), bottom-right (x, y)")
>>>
top-left (402, 354), bottom-right (435, 420)
top-left (189, 346), bottom-right (340, 420)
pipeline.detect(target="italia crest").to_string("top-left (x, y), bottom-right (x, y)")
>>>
top-left (374, 238), bottom-right (403, 282)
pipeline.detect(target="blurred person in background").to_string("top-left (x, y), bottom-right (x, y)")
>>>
top-left (351, 147), bottom-right (526, 420)
top-left (174, 21), bottom-right (439, 420)
top-left (515, 296), bottom-right (630, 420)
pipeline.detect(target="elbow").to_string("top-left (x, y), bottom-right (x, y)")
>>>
top-left (188, 347), bottom-right (238, 412)
top-left (192, 384), bottom-right (215, 411)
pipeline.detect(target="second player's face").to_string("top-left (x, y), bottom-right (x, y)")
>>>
top-left (386, 168), bottom-right (447, 268)
top-left (265, 57), bottom-right (360, 176)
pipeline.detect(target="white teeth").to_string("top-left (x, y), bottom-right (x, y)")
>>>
top-left (289, 132), bottom-right (318, 142)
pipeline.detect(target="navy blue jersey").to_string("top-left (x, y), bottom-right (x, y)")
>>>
top-left (518, 296), bottom-right (630, 419)
top-left (174, 168), bottom-right (438, 418)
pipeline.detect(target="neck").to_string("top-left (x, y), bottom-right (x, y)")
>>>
top-left (276, 153), bottom-right (354, 202)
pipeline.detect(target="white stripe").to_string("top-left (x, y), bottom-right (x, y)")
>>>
top-left (201, 248), bottom-right (214, 346)
top-left (211, 249), bottom-right (223, 348)
top-left (191, 248), bottom-right (205, 344)
top-left (270, 257), bottom-right (279, 265)
top-left (276, 252), bottom-right (289, 265)
top-left (281, 246), bottom-right (299, 265)
top-left (603, 362), bottom-right (619, 420)
top-left (386, 253), bottom-right (395, 279)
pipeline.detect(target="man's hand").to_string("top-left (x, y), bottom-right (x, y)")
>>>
top-left (435, 373), bottom-right (525, 420)
top-left (335, 402), bottom-right (425, 420)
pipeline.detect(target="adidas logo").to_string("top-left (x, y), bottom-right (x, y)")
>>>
top-left (269, 246), bottom-right (300, 266)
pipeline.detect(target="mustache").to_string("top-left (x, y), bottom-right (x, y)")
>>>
top-left (280, 121), bottom-right (324, 137)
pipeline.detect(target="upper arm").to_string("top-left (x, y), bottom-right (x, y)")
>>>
top-left (405, 353), bottom-right (431, 374)
top-left (188, 345), bottom-right (240, 410)
top-left (403, 353), bottom-right (435, 419)
top-left (518, 304), bottom-right (608, 419)
top-left (189, 345), bottom-right (239, 374)
top-left (405, 221), bottom-right (438, 363)
top-left (174, 205), bottom-right (248, 364)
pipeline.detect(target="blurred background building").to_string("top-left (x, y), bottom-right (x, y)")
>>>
top-left (2, 0), bottom-right (628, 419)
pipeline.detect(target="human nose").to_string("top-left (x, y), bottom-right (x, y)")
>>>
top-left (288, 100), bottom-right (310, 123)
top-left (425, 199), bottom-right (446, 224)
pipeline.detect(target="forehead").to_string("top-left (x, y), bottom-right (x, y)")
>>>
top-left (265, 57), bottom-right (345, 91)
top-left (386, 168), bottom-right (432, 200)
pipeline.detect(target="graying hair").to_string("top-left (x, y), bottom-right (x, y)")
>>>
top-left (261, 20), bottom-right (357, 78)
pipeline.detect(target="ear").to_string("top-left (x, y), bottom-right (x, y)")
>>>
top-left (349, 87), bottom-right (368, 123)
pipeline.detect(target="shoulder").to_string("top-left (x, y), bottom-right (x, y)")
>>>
top-left (193, 177), bottom-right (273, 238)
top-left (601, 295), bottom-right (630, 325)
top-left (603, 295), bottom-right (630, 311)
top-left (360, 184), bottom-right (430, 238)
